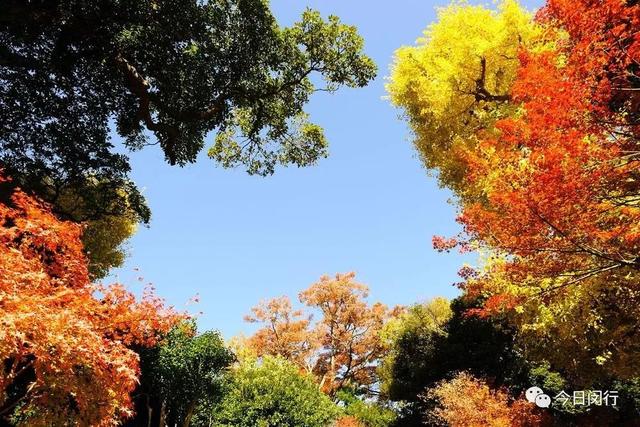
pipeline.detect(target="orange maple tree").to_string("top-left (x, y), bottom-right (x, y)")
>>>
top-left (0, 174), bottom-right (181, 425)
top-left (246, 272), bottom-right (393, 396)
top-left (455, 0), bottom-right (640, 293)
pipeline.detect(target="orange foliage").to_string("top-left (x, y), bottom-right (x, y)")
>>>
top-left (300, 272), bottom-right (391, 395)
top-left (446, 0), bottom-right (640, 317)
top-left (244, 296), bottom-right (316, 372)
top-left (424, 372), bottom-right (543, 427)
top-left (333, 416), bottom-right (364, 427)
top-left (0, 175), bottom-right (181, 425)
top-left (246, 272), bottom-right (393, 396)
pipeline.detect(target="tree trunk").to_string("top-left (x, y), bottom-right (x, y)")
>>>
top-left (146, 395), bottom-right (153, 427)
top-left (182, 401), bottom-right (197, 427)
top-left (158, 401), bottom-right (167, 427)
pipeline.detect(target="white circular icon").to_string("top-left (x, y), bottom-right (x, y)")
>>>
top-left (525, 386), bottom-right (544, 403)
top-left (535, 393), bottom-right (551, 408)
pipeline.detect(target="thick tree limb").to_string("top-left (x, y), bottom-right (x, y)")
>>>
top-left (474, 57), bottom-right (511, 103)
top-left (114, 53), bottom-right (225, 164)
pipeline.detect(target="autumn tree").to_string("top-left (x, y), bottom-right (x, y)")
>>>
top-left (387, 0), bottom-right (543, 197)
top-left (300, 273), bottom-right (392, 396)
top-left (334, 416), bottom-right (365, 427)
top-left (244, 296), bottom-right (316, 373)
top-left (378, 297), bottom-right (543, 426)
top-left (378, 296), bottom-right (640, 426)
top-left (453, 0), bottom-right (640, 380)
top-left (0, 174), bottom-right (180, 425)
top-left (53, 179), bottom-right (146, 279)
top-left (389, 0), bottom-right (640, 381)
top-left (246, 273), bottom-right (394, 397)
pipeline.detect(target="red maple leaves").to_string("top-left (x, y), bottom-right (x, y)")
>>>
top-left (0, 174), bottom-right (182, 425)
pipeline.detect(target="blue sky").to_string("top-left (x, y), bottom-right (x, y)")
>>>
top-left (108, 0), bottom-right (543, 338)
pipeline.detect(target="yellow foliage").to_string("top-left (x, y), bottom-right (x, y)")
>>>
top-left (55, 182), bottom-right (139, 279)
top-left (466, 256), bottom-right (640, 382)
top-left (82, 214), bottom-right (137, 279)
top-left (380, 296), bottom-right (451, 346)
top-left (227, 334), bottom-right (258, 365)
top-left (387, 0), bottom-right (542, 197)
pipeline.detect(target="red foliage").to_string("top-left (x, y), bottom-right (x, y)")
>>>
top-left (540, 0), bottom-right (640, 116)
top-left (454, 0), bottom-right (640, 318)
top-left (432, 235), bottom-right (459, 252)
top-left (0, 174), bottom-right (182, 425)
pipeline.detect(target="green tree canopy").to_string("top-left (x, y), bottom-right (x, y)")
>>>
top-left (379, 297), bottom-right (530, 426)
top-left (1, 0), bottom-right (376, 223)
top-left (206, 356), bottom-right (339, 427)
top-left (379, 297), bottom-right (452, 403)
top-left (133, 321), bottom-right (235, 427)
top-left (380, 297), bottom-right (640, 426)
top-left (335, 388), bottom-right (397, 427)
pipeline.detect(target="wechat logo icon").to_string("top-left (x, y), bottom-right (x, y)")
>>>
top-left (526, 386), bottom-right (551, 408)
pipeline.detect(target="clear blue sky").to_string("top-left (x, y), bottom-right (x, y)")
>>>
top-left (108, 0), bottom-right (543, 338)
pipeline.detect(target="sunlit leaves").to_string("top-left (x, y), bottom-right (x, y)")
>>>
top-left (246, 272), bottom-right (395, 397)
top-left (387, 0), bottom-right (542, 197)
top-left (389, 0), bottom-right (640, 381)
top-left (422, 372), bottom-right (543, 427)
top-left (210, 356), bottom-right (339, 427)
top-left (0, 174), bottom-right (181, 425)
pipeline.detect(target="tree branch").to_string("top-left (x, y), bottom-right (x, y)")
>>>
top-left (474, 57), bottom-right (511, 103)
top-left (114, 53), bottom-right (225, 164)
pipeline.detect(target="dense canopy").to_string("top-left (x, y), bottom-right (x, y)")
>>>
top-left (0, 173), bottom-right (180, 425)
top-left (0, 0), bottom-right (376, 230)
top-left (390, 0), bottom-right (640, 382)
top-left (2, 0), bottom-right (640, 425)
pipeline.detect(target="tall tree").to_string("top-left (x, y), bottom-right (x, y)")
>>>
top-left (299, 273), bottom-right (391, 396)
top-left (244, 296), bottom-right (316, 373)
top-left (131, 321), bottom-right (235, 427)
top-left (246, 273), bottom-right (394, 397)
top-left (453, 0), bottom-right (640, 380)
top-left (387, 0), bottom-right (542, 197)
top-left (1, 0), bottom-right (376, 218)
top-left (0, 173), bottom-right (180, 425)
top-left (388, 0), bottom-right (640, 381)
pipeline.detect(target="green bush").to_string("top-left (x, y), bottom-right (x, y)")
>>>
top-left (205, 356), bottom-right (339, 427)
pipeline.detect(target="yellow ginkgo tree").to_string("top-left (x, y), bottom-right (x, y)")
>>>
top-left (387, 0), bottom-right (543, 198)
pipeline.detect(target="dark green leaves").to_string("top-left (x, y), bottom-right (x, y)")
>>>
top-left (1, 0), bottom-right (376, 216)
top-left (138, 321), bottom-right (235, 427)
